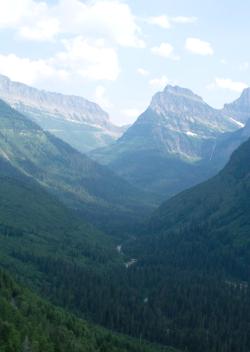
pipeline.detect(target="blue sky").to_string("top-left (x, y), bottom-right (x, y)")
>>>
top-left (0, 0), bottom-right (249, 125)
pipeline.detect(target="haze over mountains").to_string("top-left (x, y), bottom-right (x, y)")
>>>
top-left (0, 74), bottom-right (125, 153)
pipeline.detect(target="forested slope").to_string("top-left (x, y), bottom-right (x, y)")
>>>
top-left (0, 269), bottom-right (177, 352)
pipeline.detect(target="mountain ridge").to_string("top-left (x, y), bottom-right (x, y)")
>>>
top-left (0, 74), bottom-right (125, 153)
top-left (90, 84), bottom-right (250, 201)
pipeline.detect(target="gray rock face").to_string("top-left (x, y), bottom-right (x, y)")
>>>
top-left (0, 74), bottom-right (123, 153)
top-left (118, 85), bottom-right (239, 162)
top-left (223, 88), bottom-right (250, 124)
top-left (150, 85), bottom-right (238, 140)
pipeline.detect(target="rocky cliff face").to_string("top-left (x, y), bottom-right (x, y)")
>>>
top-left (150, 85), bottom-right (238, 139)
top-left (0, 74), bottom-right (123, 153)
top-left (116, 85), bottom-right (239, 162)
top-left (223, 87), bottom-right (250, 124)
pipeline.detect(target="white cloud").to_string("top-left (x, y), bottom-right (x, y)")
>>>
top-left (0, 0), bottom-right (60, 41)
top-left (213, 78), bottom-right (248, 92)
top-left (151, 42), bottom-right (180, 61)
top-left (0, 35), bottom-right (120, 86)
top-left (148, 15), bottom-right (171, 29)
top-left (0, 0), bottom-right (145, 47)
top-left (55, 0), bottom-right (145, 48)
top-left (0, 0), bottom-right (141, 85)
top-left (185, 37), bottom-right (214, 56)
top-left (148, 15), bottom-right (197, 29)
top-left (137, 68), bottom-right (150, 76)
top-left (172, 16), bottom-right (197, 24)
top-left (0, 54), bottom-right (68, 85)
top-left (94, 85), bottom-right (113, 109)
top-left (19, 18), bottom-right (60, 41)
top-left (55, 36), bottom-right (120, 81)
top-left (149, 75), bottom-right (169, 89)
top-left (0, 0), bottom-right (35, 28)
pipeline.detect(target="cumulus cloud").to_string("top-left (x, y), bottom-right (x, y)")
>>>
top-left (0, 53), bottom-right (68, 85)
top-left (149, 75), bottom-right (169, 89)
top-left (0, 0), bottom-right (36, 28)
top-left (19, 18), bottom-right (60, 41)
top-left (58, 0), bottom-right (145, 48)
top-left (148, 15), bottom-right (197, 29)
top-left (0, 0), bottom-right (145, 47)
top-left (185, 37), bottom-right (214, 56)
top-left (0, 0), bottom-right (60, 41)
top-left (151, 42), bottom-right (180, 61)
top-left (148, 15), bottom-right (171, 29)
top-left (55, 36), bottom-right (120, 81)
top-left (0, 35), bottom-right (120, 86)
top-left (53, 36), bottom-right (120, 81)
top-left (0, 0), bottom-right (144, 85)
top-left (209, 78), bottom-right (248, 92)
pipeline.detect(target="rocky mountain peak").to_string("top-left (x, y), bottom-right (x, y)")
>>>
top-left (163, 85), bottom-right (204, 102)
top-left (147, 84), bottom-right (237, 138)
top-left (150, 85), bottom-right (211, 117)
top-left (223, 87), bottom-right (250, 124)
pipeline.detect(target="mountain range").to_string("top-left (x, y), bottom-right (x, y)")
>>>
top-left (1, 76), bottom-right (250, 352)
top-left (91, 85), bottom-right (250, 201)
top-left (0, 74), bottom-right (125, 153)
top-left (2, 74), bottom-right (250, 205)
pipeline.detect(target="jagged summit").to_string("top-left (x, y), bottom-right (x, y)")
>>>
top-left (148, 84), bottom-right (236, 139)
top-left (151, 85), bottom-right (206, 106)
top-left (164, 85), bottom-right (204, 101)
top-left (223, 86), bottom-right (250, 124)
top-left (150, 85), bottom-right (205, 112)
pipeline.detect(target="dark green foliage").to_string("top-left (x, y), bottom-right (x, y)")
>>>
top-left (0, 269), bottom-right (175, 352)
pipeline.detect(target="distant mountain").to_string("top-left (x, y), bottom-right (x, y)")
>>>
top-left (0, 99), bottom-right (152, 232)
top-left (223, 87), bottom-right (250, 124)
top-left (0, 74), bottom-right (125, 153)
top-left (91, 85), bottom-right (241, 201)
